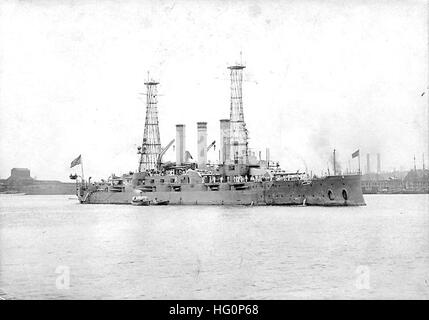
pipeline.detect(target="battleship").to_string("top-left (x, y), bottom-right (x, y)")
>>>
top-left (74, 62), bottom-right (365, 206)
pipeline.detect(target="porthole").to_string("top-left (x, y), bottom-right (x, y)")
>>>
top-left (327, 189), bottom-right (334, 200)
top-left (342, 189), bottom-right (348, 200)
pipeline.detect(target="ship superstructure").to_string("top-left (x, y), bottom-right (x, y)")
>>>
top-left (75, 61), bottom-right (365, 206)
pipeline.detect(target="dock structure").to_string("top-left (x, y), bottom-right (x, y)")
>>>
top-left (138, 77), bottom-right (162, 172)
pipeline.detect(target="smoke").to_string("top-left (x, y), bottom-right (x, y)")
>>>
top-left (308, 123), bottom-right (343, 174)
top-left (309, 126), bottom-right (332, 159)
top-left (298, 156), bottom-right (308, 173)
top-left (329, 151), bottom-right (342, 173)
top-left (308, 125), bottom-right (334, 174)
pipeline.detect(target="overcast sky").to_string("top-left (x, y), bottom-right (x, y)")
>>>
top-left (0, 0), bottom-right (427, 181)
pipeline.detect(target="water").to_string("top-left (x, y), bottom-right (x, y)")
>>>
top-left (0, 194), bottom-right (428, 299)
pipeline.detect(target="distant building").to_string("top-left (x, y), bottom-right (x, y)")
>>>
top-left (403, 169), bottom-right (429, 192)
top-left (361, 169), bottom-right (429, 194)
top-left (361, 177), bottom-right (403, 194)
top-left (0, 168), bottom-right (76, 195)
top-left (7, 168), bottom-right (33, 183)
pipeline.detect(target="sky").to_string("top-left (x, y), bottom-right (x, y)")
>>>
top-left (0, 0), bottom-right (427, 181)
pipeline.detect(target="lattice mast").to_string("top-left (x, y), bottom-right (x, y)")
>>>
top-left (228, 62), bottom-right (248, 164)
top-left (138, 78), bottom-right (161, 172)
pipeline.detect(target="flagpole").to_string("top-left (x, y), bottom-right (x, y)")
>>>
top-left (333, 149), bottom-right (336, 176)
top-left (80, 156), bottom-right (85, 183)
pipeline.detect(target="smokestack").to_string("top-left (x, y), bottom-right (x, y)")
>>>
top-left (377, 153), bottom-right (381, 174)
top-left (219, 119), bottom-right (230, 163)
top-left (197, 122), bottom-right (207, 169)
top-left (266, 148), bottom-right (270, 167)
top-left (176, 124), bottom-right (185, 166)
top-left (366, 153), bottom-right (371, 174)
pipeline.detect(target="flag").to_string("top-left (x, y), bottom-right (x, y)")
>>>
top-left (70, 155), bottom-right (81, 168)
top-left (352, 150), bottom-right (360, 158)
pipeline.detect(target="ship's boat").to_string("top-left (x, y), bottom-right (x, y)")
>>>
top-left (131, 195), bottom-right (150, 206)
top-left (151, 199), bottom-right (169, 205)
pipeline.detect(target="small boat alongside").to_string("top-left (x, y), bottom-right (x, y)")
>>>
top-left (151, 199), bottom-right (169, 205)
top-left (131, 195), bottom-right (150, 206)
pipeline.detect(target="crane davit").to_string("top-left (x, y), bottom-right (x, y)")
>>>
top-left (156, 139), bottom-right (175, 171)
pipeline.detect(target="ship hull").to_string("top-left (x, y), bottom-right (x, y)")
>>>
top-left (78, 175), bottom-right (365, 206)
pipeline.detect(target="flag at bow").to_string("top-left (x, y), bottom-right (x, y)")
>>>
top-left (352, 149), bottom-right (360, 159)
top-left (70, 155), bottom-right (82, 168)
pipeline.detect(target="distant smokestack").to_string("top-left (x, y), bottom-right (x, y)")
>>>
top-left (197, 122), bottom-right (207, 169)
top-left (266, 148), bottom-right (270, 167)
top-left (176, 124), bottom-right (185, 166)
top-left (377, 153), bottom-right (381, 174)
top-left (219, 119), bottom-right (230, 163)
top-left (366, 153), bottom-right (371, 174)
